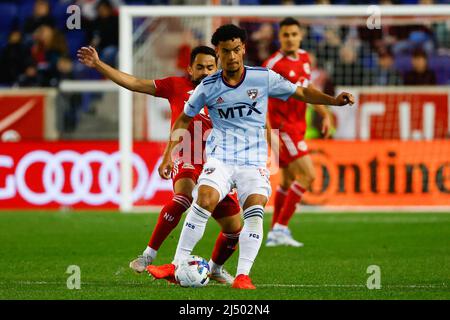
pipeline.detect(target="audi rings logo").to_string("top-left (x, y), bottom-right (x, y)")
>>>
top-left (1, 149), bottom-right (171, 206)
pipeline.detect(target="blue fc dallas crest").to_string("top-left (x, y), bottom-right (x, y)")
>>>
top-left (247, 89), bottom-right (258, 100)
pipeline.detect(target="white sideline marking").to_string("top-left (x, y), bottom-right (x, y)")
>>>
top-left (129, 206), bottom-right (450, 214)
top-left (2, 281), bottom-right (447, 289)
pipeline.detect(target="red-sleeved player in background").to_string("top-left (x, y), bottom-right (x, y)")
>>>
top-left (263, 17), bottom-right (332, 247)
top-left (78, 45), bottom-right (242, 284)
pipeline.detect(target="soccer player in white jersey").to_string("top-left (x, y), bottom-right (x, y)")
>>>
top-left (149, 24), bottom-right (354, 289)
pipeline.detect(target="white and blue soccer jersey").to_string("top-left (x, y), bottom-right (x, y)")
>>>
top-left (184, 66), bottom-right (297, 167)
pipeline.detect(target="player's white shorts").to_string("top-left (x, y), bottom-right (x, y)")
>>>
top-left (192, 157), bottom-right (271, 207)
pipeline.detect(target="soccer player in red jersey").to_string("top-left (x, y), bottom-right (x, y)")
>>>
top-left (77, 45), bottom-right (242, 284)
top-left (263, 18), bottom-right (332, 247)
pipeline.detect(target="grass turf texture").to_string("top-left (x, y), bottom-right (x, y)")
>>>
top-left (0, 211), bottom-right (449, 300)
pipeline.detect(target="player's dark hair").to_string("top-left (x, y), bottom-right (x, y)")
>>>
top-left (190, 46), bottom-right (218, 65)
top-left (211, 24), bottom-right (247, 46)
top-left (279, 17), bottom-right (301, 29)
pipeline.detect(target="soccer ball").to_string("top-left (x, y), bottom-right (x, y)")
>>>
top-left (175, 255), bottom-right (210, 288)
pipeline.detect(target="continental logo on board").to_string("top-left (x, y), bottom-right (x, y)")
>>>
top-left (269, 140), bottom-right (450, 206)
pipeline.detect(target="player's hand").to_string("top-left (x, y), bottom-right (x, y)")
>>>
top-left (321, 114), bottom-right (332, 139)
top-left (77, 46), bottom-right (100, 68)
top-left (335, 92), bottom-right (354, 106)
top-left (158, 157), bottom-right (173, 180)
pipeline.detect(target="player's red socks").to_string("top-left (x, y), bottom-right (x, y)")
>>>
top-left (277, 182), bottom-right (306, 226)
top-left (272, 187), bottom-right (287, 227)
top-left (211, 229), bottom-right (241, 266)
top-left (148, 193), bottom-right (192, 250)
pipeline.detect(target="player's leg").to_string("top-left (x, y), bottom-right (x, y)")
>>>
top-left (145, 184), bottom-right (222, 281)
top-left (209, 192), bottom-right (242, 284)
top-left (172, 185), bottom-right (221, 263)
top-left (266, 167), bottom-right (294, 247)
top-left (172, 158), bottom-right (232, 264)
top-left (146, 191), bottom-right (240, 284)
top-left (129, 177), bottom-right (194, 273)
top-left (232, 167), bottom-right (271, 290)
top-left (274, 154), bottom-right (315, 247)
top-left (148, 178), bottom-right (195, 255)
top-left (271, 168), bottom-right (293, 227)
top-left (146, 159), bottom-right (234, 282)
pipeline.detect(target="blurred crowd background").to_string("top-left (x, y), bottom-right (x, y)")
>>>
top-left (0, 0), bottom-right (448, 137)
top-left (0, 0), bottom-right (449, 87)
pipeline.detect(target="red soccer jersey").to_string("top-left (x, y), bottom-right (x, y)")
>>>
top-left (263, 49), bottom-right (311, 134)
top-left (154, 76), bottom-right (211, 164)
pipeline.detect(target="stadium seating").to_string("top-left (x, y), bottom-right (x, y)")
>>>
top-left (0, 0), bottom-right (448, 85)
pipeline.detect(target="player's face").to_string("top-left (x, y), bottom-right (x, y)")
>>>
top-left (188, 53), bottom-right (217, 85)
top-left (216, 39), bottom-right (246, 74)
top-left (279, 24), bottom-right (302, 55)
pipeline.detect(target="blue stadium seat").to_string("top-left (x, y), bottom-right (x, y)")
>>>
top-left (0, 33), bottom-right (8, 51)
top-left (66, 29), bottom-right (87, 60)
top-left (17, 1), bottom-right (36, 30)
top-left (428, 55), bottom-right (450, 85)
top-left (0, 3), bottom-right (18, 32)
top-left (124, 0), bottom-right (169, 4)
top-left (239, 0), bottom-right (261, 4)
top-left (52, 1), bottom-right (72, 30)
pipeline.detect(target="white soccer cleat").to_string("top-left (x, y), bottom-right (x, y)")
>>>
top-left (129, 255), bottom-right (153, 273)
top-left (210, 267), bottom-right (235, 285)
top-left (265, 230), bottom-right (282, 247)
top-left (278, 229), bottom-right (304, 248)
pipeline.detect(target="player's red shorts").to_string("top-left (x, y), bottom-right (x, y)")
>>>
top-left (171, 159), bottom-right (240, 219)
top-left (171, 159), bottom-right (203, 185)
top-left (278, 129), bottom-right (309, 168)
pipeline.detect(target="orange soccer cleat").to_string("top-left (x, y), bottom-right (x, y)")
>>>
top-left (232, 274), bottom-right (256, 290)
top-left (146, 264), bottom-right (177, 284)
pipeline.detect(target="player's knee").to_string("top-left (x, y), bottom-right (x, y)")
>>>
top-left (280, 170), bottom-right (294, 189)
top-left (298, 171), bottom-right (315, 189)
top-left (306, 171), bottom-right (316, 187)
top-left (196, 189), bottom-right (220, 212)
top-left (243, 194), bottom-right (268, 209)
top-left (217, 215), bottom-right (242, 234)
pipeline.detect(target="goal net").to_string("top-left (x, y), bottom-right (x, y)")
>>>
top-left (119, 5), bottom-right (450, 212)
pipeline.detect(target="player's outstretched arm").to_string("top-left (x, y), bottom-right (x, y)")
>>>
top-left (292, 86), bottom-right (354, 107)
top-left (158, 112), bottom-right (194, 179)
top-left (77, 46), bottom-right (156, 95)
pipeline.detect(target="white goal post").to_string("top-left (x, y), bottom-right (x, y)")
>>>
top-left (118, 4), bottom-right (450, 212)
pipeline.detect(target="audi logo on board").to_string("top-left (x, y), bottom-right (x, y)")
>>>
top-left (0, 149), bottom-right (172, 206)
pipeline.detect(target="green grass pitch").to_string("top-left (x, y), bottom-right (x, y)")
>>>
top-left (0, 211), bottom-right (449, 300)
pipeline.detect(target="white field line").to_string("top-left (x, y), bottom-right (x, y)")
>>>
top-left (129, 206), bottom-right (450, 214)
top-left (1, 281), bottom-right (447, 290)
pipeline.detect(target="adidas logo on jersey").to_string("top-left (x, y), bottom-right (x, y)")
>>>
top-left (216, 96), bottom-right (224, 104)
